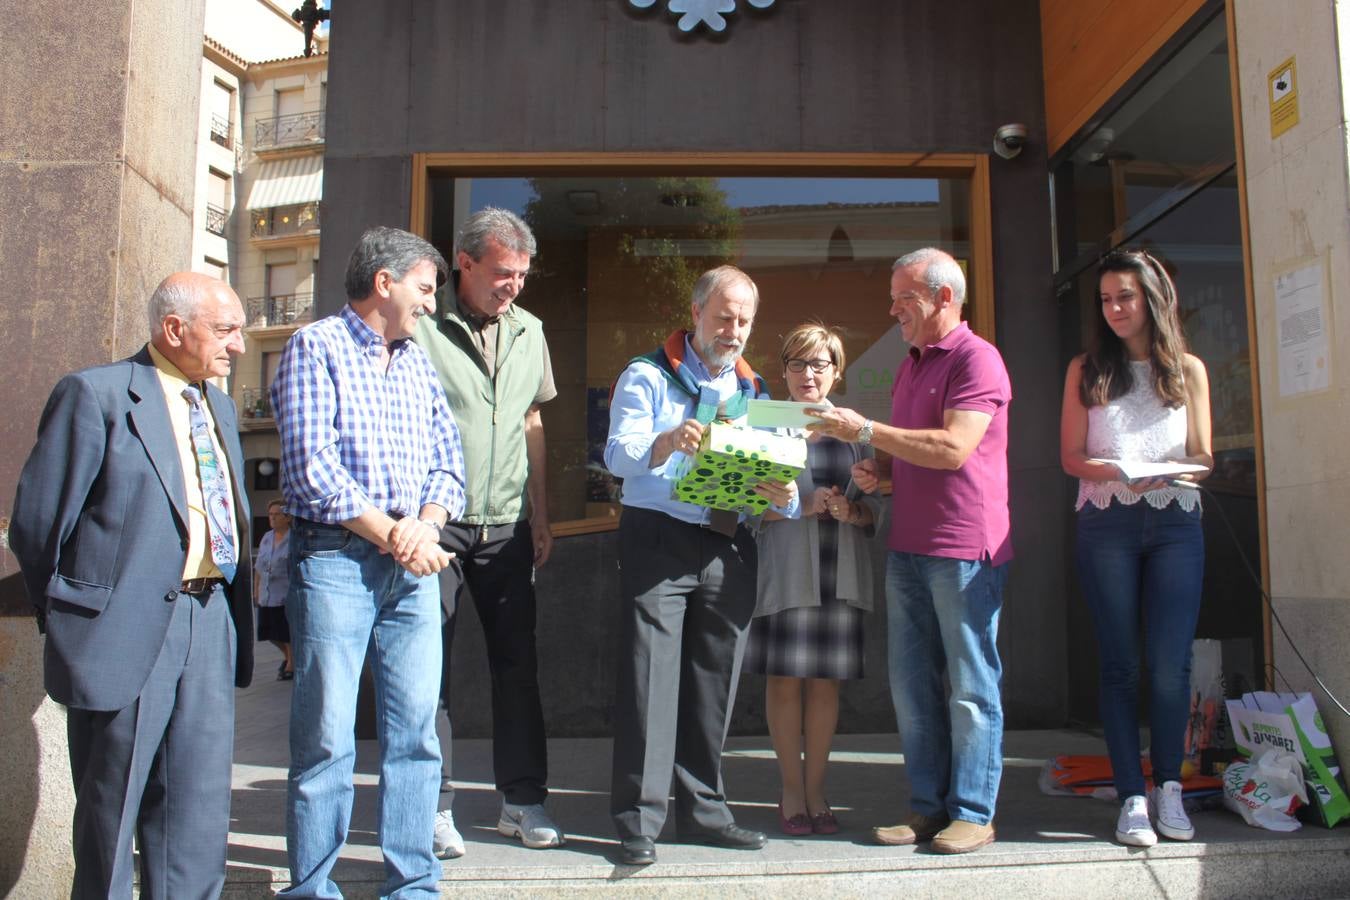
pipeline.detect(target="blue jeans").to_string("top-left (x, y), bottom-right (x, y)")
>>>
top-left (886, 552), bottom-right (1007, 825)
top-left (1075, 499), bottom-right (1204, 799)
top-left (281, 520), bottom-right (443, 899)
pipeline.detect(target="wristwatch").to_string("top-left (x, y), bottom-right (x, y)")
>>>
top-left (419, 518), bottom-right (443, 534)
top-left (857, 419), bottom-right (874, 446)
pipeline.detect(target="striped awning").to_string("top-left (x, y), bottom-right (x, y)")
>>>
top-left (246, 155), bottom-right (323, 210)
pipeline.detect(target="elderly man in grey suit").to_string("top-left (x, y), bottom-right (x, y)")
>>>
top-left (11, 272), bottom-right (254, 899)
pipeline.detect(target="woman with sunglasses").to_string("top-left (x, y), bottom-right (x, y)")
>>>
top-left (1060, 249), bottom-right (1213, 847)
top-left (744, 322), bottom-right (884, 837)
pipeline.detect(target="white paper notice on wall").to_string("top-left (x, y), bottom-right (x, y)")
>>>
top-left (1275, 258), bottom-right (1330, 396)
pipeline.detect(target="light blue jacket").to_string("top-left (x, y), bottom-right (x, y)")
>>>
top-left (605, 336), bottom-right (799, 524)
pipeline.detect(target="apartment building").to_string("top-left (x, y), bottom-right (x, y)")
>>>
top-left (190, 0), bottom-right (327, 538)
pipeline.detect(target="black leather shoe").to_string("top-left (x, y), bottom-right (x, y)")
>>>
top-left (619, 836), bottom-right (656, 865)
top-left (682, 823), bottom-right (767, 850)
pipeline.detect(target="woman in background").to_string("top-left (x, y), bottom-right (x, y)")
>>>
top-left (745, 323), bottom-right (883, 836)
top-left (254, 498), bottom-right (294, 680)
top-left (1060, 249), bottom-right (1213, 847)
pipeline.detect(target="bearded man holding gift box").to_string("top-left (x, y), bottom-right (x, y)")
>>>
top-left (604, 265), bottom-right (799, 866)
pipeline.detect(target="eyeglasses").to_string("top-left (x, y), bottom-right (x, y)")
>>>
top-left (785, 358), bottom-right (834, 374)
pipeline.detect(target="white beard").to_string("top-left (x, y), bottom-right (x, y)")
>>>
top-left (698, 337), bottom-right (745, 372)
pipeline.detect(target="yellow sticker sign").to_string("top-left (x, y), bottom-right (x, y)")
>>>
top-left (1270, 56), bottom-right (1298, 138)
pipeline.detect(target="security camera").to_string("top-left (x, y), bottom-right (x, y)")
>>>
top-left (993, 123), bottom-right (1028, 160)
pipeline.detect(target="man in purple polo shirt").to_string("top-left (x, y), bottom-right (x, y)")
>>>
top-left (808, 247), bottom-right (1011, 855)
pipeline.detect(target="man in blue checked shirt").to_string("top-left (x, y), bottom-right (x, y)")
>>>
top-left (605, 265), bottom-right (799, 867)
top-left (270, 226), bottom-right (466, 899)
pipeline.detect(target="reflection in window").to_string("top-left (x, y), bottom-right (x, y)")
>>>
top-left (1055, 13), bottom-right (1234, 264)
top-left (429, 174), bottom-right (974, 526)
top-left (1131, 180), bottom-right (1253, 493)
top-left (1054, 9), bottom-right (1254, 496)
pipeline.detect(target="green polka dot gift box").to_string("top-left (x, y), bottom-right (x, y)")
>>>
top-left (671, 423), bottom-right (806, 514)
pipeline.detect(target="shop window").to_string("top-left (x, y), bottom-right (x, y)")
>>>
top-left (426, 172), bottom-right (979, 531)
top-left (1051, 10), bottom-right (1252, 497)
top-left (1052, 14), bottom-right (1233, 270)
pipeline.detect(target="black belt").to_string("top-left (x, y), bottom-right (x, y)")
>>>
top-left (181, 577), bottom-right (225, 595)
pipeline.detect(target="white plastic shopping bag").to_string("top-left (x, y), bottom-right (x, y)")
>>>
top-left (1222, 749), bottom-right (1307, 831)
top-left (1226, 691), bottom-right (1350, 826)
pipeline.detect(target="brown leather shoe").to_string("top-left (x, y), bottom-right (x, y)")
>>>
top-left (932, 820), bottom-right (995, 854)
top-left (872, 813), bottom-right (949, 846)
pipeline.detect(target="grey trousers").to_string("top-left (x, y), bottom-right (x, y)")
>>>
top-left (610, 506), bottom-right (757, 841)
top-left (66, 584), bottom-right (236, 900)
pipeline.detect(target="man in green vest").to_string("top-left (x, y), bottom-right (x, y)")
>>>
top-left (414, 207), bottom-right (561, 857)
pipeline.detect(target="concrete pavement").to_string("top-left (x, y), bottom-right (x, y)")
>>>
top-left (221, 643), bottom-right (1350, 898)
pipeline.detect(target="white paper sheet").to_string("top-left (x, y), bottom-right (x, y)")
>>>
top-left (745, 398), bottom-right (830, 429)
top-left (1275, 261), bottom-right (1330, 396)
top-left (1090, 458), bottom-right (1209, 481)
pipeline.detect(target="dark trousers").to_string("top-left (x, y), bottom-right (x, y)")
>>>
top-left (436, 520), bottom-right (548, 805)
top-left (610, 506), bottom-right (758, 841)
top-left (66, 584), bottom-right (235, 900)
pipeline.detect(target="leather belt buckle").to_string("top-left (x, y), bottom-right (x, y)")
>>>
top-left (181, 577), bottom-right (223, 595)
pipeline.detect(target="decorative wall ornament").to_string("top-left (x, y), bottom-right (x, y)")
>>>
top-left (628, 0), bottom-right (777, 35)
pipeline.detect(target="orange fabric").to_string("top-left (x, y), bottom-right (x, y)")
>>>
top-left (1047, 754), bottom-right (1222, 793)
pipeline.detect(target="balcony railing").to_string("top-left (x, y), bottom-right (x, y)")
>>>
top-left (251, 202), bottom-right (319, 239)
top-left (210, 114), bottom-right (232, 148)
top-left (254, 111), bottom-right (325, 150)
top-left (205, 203), bottom-right (228, 236)
top-left (246, 292), bottom-right (314, 328)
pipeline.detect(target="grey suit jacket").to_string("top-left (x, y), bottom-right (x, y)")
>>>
top-left (10, 346), bottom-right (254, 711)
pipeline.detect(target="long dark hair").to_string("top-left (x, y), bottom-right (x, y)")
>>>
top-left (1079, 248), bottom-right (1189, 409)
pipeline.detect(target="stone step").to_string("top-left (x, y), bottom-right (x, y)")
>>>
top-left (216, 726), bottom-right (1350, 898)
top-left (216, 833), bottom-right (1350, 898)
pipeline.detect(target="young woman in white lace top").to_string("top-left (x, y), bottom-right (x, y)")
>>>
top-left (1059, 249), bottom-right (1213, 848)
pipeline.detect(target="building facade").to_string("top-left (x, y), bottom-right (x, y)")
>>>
top-left (313, 0), bottom-right (1347, 762)
top-left (191, 0), bottom-right (328, 538)
top-left (317, 0), bottom-right (1075, 738)
top-left (3, 0), bottom-right (1346, 827)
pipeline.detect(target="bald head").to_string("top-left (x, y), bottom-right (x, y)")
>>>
top-left (148, 272), bottom-right (219, 333)
top-left (149, 272), bottom-right (246, 382)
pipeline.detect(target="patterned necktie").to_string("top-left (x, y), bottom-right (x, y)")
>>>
top-left (182, 385), bottom-right (237, 582)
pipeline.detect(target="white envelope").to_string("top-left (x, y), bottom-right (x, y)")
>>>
top-left (745, 398), bottom-right (832, 429)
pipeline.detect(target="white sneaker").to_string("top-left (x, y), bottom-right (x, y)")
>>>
top-left (1151, 780), bottom-right (1195, 841)
top-left (1115, 795), bottom-right (1157, 847)
top-left (498, 801), bottom-right (564, 849)
top-left (434, 809), bottom-right (466, 859)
